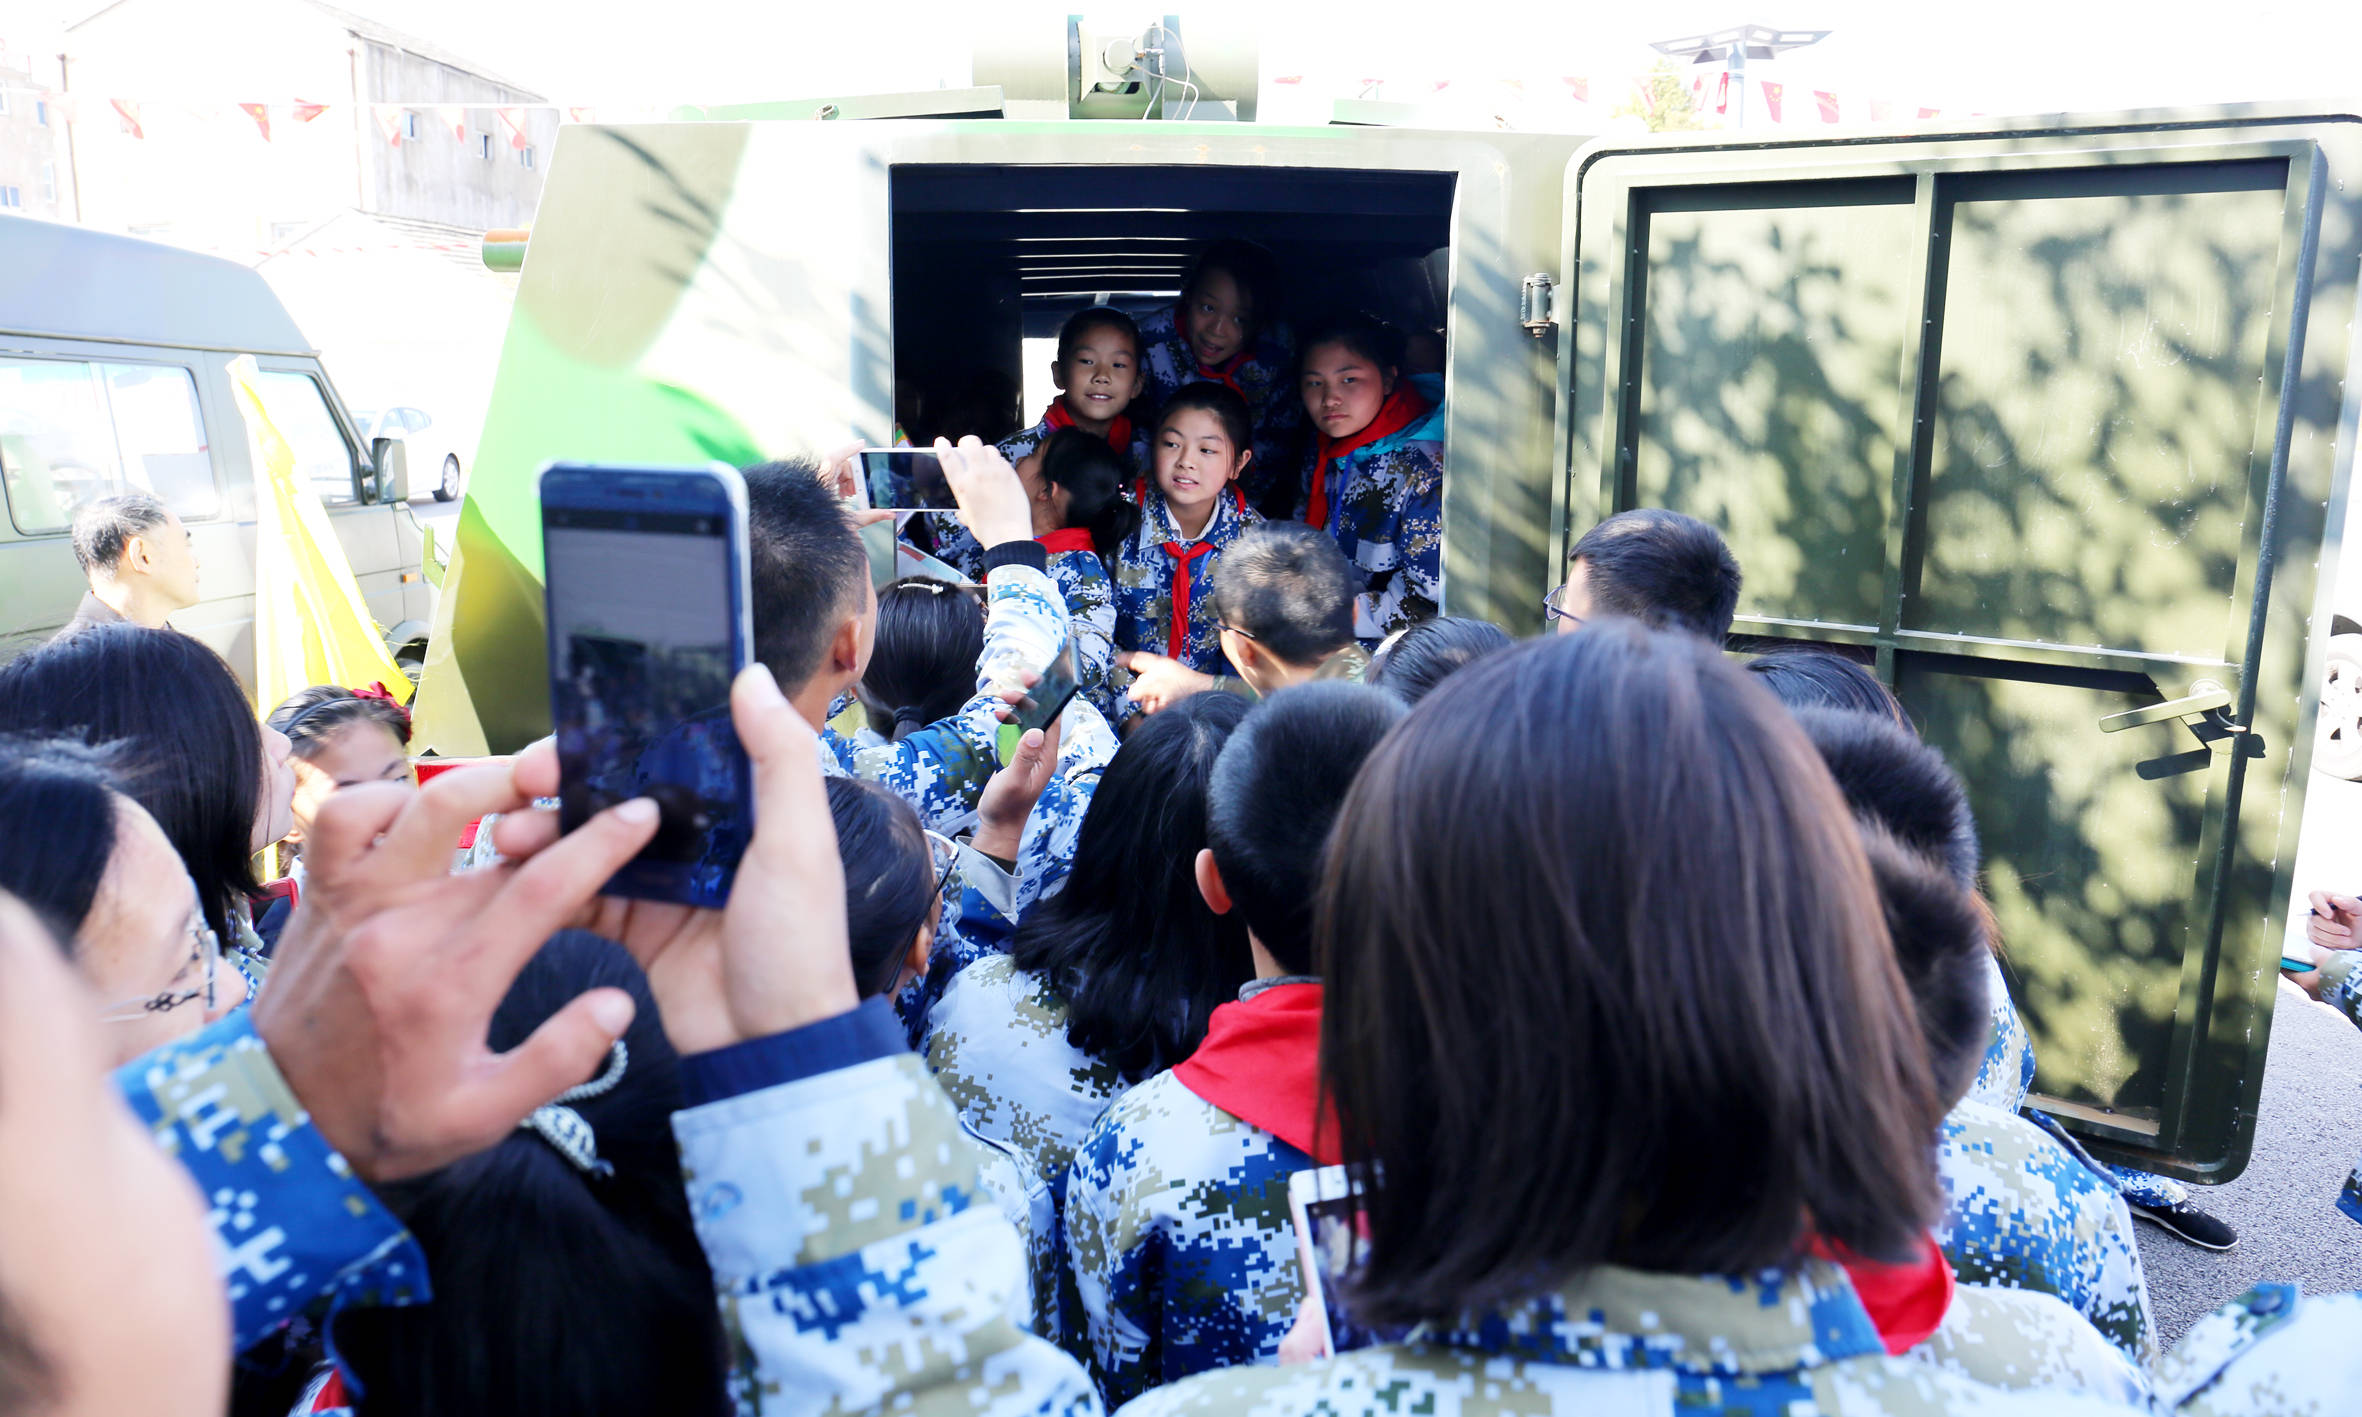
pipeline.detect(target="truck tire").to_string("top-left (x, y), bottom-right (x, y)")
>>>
top-left (434, 454), bottom-right (462, 502)
top-left (2316, 633), bottom-right (2362, 779)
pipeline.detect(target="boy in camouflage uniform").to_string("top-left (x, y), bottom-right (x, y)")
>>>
top-left (1066, 683), bottom-right (1405, 1406)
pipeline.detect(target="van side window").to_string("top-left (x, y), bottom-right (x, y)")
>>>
top-left (252, 371), bottom-right (360, 505)
top-left (102, 363), bottom-right (217, 521)
top-left (0, 358), bottom-right (118, 534)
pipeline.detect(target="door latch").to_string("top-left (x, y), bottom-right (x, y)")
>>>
top-left (2098, 681), bottom-right (2235, 734)
top-left (1520, 272), bottom-right (1557, 338)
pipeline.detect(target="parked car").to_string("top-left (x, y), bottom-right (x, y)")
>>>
top-left (352, 405), bottom-right (467, 502)
top-left (0, 214), bottom-right (434, 681)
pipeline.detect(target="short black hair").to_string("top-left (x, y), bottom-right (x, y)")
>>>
top-left (69, 492), bottom-right (172, 576)
top-left (1860, 825), bottom-right (1994, 1108)
top-left (1299, 312), bottom-right (1407, 373)
top-left (1182, 239), bottom-right (1282, 331)
top-left (0, 735), bottom-right (129, 946)
top-left (1365, 616), bottom-right (1514, 704)
top-left (0, 625), bottom-right (263, 941)
top-left (858, 579), bottom-right (983, 741)
top-left (1011, 691), bottom-right (1253, 1080)
top-left (742, 458), bottom-right (868, 693)
top-left (1208, 523), bottom-right (1356, 667)
top-left (266, 684), bottom-right (414, 758)
top-left (1058, 306), bottom-right (1143, 365)
top-left (1207, 683), bottom-right (1407, 973)
top-left (1746, 648), bottom-right (1908, 727)
top-left (1156, 381), bottom-right (1253, 459)
top-left (1037, 428), bottom-right (1141, 568)
top-left (827, 777), bottom-right (938, 999)
top-left (1568, 508), bottom-right (1742, 642)
top-left (1789, 706), bottom-right (1980, 889)
top-left (332, 932), bottom-right (728, 1417)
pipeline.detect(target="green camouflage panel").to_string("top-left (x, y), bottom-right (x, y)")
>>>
top-left (923, 954), bottom-right (1127, 1192)
top-left (1936, 1098), bottom-right (2154, 1365)
top-left (1065, 1072), bottom-right (1314, 1407)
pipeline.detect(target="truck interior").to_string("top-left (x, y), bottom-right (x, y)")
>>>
top-left (887, 164), bottom-right (1458, 444)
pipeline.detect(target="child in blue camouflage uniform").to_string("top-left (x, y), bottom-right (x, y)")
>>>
top-left (923, 692), bottom-right (1252, 1199)
top-left (997, 307), bottom-right (1152, 474)
top-left (1111, 384), bottom-right (1265, 713)
top-left (1014, 429), bottom-right (1140, 726)
top-left (1066, 682), bottom-right (1406, 1407)
top-left (1296, 315), bottom-right (1446, 640)
top-left (1136, 240), bottom-right (1305, 516)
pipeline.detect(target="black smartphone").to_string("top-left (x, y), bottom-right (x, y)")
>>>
top-left (998, 632), bottom-right (1081, 765)
top-left (861, 448), bottom-right (959, 511)
top-left (540, 462), bottom-right (755, 908)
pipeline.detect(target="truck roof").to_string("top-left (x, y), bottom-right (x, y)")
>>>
top-left (0, 214), bottom-right (314, 356)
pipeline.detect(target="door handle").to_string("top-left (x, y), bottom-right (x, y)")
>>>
top-left (2098, 681), bottom-right (2234, 733)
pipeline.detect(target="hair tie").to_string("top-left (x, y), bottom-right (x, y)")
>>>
top-left (518, 1039), bottom-right (628, 1178)
top-left (891, 703), bottom-right (929, 732)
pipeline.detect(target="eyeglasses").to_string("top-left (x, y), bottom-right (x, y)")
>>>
top-left (1542, 582), bottom-right (1585, 627)
top-left (1215, 621), bottom-right (1258, 641)
top-left (101, 908), bottom-right (220, 1023)
top-left (924, 829), bottom-right (959, 903)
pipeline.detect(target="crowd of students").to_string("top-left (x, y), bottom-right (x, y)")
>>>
top-left (5, 299), bottom-right (2362, 1417)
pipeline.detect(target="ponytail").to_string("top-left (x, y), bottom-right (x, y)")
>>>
top-left (1038, 428), bottom-right (1137, 568)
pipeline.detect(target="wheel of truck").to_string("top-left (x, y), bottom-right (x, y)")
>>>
top-left (2315, 633), bottom-right (2362, 779)
top-left (434, 454), bottom-right (461, 502)
top-left (395, 642), bottom-right (427, 689)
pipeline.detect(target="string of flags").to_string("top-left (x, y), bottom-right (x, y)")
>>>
top-left (0, 90), bottom-right (600, 143)
top-left (1270, 71), bottom-right (1968, 126)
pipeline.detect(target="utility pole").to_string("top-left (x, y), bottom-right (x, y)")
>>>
top-left (1651, 24), bottom-right (1830, 130)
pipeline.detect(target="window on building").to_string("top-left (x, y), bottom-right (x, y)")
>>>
top-left (0, 90), bottom-right (11, 117)
top-left (251, 370), bottom-right (360, 505)
top-left (519, 144), bottom-right (536, 170)
top-left (402, 111), bottom-right (420, 141)
top-left (0, 358), bottom-right (217, 534)
top-left (480, 133), bottom-right (492, 160)
top-left (36, 99), bottom-right (49, 126)
top-left (0, 188), bottom-right (21, 210)
top-left (40, 162), bottom-right (53, 204)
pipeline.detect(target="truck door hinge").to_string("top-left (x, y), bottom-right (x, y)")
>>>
top-left (1520, 272), bottom-right (1558, 337)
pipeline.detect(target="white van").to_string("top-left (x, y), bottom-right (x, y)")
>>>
top-left (0, 215), bottom-right (434, 681)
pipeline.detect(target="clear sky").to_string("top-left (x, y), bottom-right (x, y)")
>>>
top-left (17, 1), bottom-right (2361, 118)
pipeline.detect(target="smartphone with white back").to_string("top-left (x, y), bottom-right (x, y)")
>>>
top-left (541, 461), bottom-right (755, 908)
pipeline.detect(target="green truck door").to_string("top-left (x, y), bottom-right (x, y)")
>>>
top-left (1563, 111), bottom-right (2362, 1179)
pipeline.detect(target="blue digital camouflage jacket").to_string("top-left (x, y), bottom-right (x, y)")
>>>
top-left (1136, 304), bottom-right (1304, 513)
top-left (1048, 544), bottom-right (1122, 725)
top-left (1937, 1096), bottom-right (2154, 1366)
top-left (1064, 1069), bottom-right (1314, 1408)
top-left (1298, 372), bottom-right (1447, 640)
top-left (921, 954), bottom-right (1128, 1197)
top-left (1109, 486), bottom-right (1264, 684)
top-left (998, 410), bottom-right (1152, 479)
top-left (113, 1013), bottom-right (429, 1350)
top-left (2306, 949), bottom-right (2362, 1225)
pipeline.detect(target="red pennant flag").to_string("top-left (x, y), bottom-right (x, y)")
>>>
top-left (1691, 75), bottom-right (1704, 100)
top-left (1715, 71), bottom-right (1730, 115)
top-left (373, 107), bottom-right (404, 147)
top-left (1918, 106), bottom-right (1941, 120)
top-left (1272, 75), bottom-right (1304, 85)
top-left (1869, 98), bottom-right (1893, 123)
top-left (566, 106), bottom-right (593, 123)
top-left (497, 107), bottom-right (529, 149)
top-left (1815, 90), bottom-right (1840, 122)
top-left (111, 97), bottom-right (143, 139)
top-left (239, 102), bottom-right (271, 141)
top-left (1563, 76), bottom-right (1590, 103)
top-left (1635, 77), bottom-right (1660, 118)
top-left (448, 108), bottom-right (467, 141)
top-left (1760, 80), bottom-right (1783, 123)
top-left (291, 100), bottom-right (327, 123)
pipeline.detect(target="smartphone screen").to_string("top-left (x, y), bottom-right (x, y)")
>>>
top-left (542, 464), bottom-right (753, 908)
top-left (999, 632), bottom-right (1081, 764)
top-left (1289, 1165), bottom-right (1410, 1357)
top-left (861, 449), bottom-right (959, 511)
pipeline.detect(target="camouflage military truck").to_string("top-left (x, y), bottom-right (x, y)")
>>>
top-left (408, 19), bottom-right (2362, 1188)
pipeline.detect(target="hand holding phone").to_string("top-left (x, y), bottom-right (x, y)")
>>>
top-left (998, 634), bottom-right (1081, 766)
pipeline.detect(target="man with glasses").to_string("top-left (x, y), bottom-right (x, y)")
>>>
top-left (1546, 508), bottom-right (1743, 643)
top-left (1120, 523), bottom-right (1372, 714)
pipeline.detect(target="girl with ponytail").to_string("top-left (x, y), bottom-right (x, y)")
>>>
top-left (1018, 427), bottom-right (1136, 722)
top-left (856, 579), bottom-right (987, 744)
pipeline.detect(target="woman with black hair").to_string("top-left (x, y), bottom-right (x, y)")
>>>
top-left (922, 690), bottom-right (1253, 1190)
top-left (0, 624), bottom-right (294, 965)
top-left (1015, 427), bottom-right (1139, 723)
top-left (1364, 614), bottom-right (1513, 704)
top-left (855, 579), bottom-right (988, 746)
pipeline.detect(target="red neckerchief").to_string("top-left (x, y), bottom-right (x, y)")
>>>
top-left (1307, 381), bottom-right (1429, 532)
top-left (1042, 398), bottom-right (1133, 453)
top-left (308, 1369), bottom-right (348, 1412)
top-left (1162, 540), bottom-right (1214, 659)
top-left (1037, 527), bottom-right (1096, 556)
top-left (1174, 305), bottom-right (1252, 393)
top-left (1811, 1234), bottom-right (1955, 1355)
top-left (1172, 981), bottom-right (1338, 1163)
